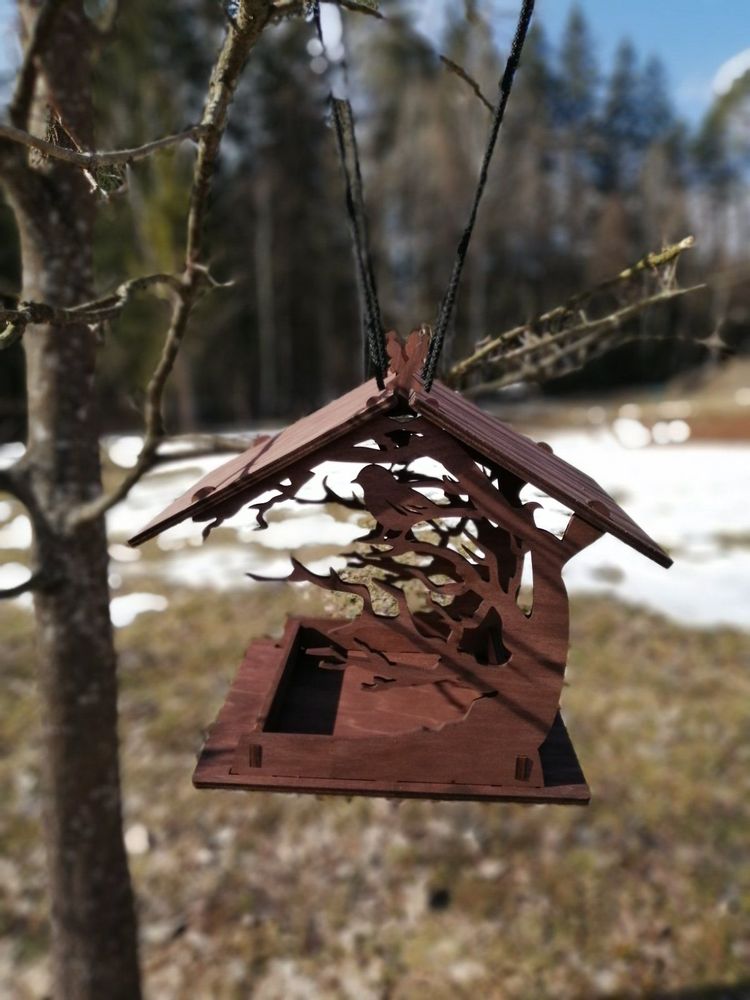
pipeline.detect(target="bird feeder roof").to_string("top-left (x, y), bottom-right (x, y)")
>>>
top-left (129, 335), bottom-right (671, 568)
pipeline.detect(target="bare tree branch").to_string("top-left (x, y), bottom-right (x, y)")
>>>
top-left (487, 285), bottom-right (703, 370)
top-left (449, 236), bottom-right (701, 390)
top-left (439, 55), bottom-right (494, 113)
top-left (67, 272), bottom-right (187, 313)
top-left (0, 122), bottom-right (210, 169)
top-left (185, 6), bottom-right (275, 265)
top-left (67, 1), bottom-right (275, 529)
top-left (0, 568), bottom-right (45, 600)
top-left (71, 432), bottom-right (260, 529)
top-left (460, 285), bottom-right (706, 398)
top-left (0, 272), bottom-right (186, 350)
top-left (8, 0), bottom-right (71, 130)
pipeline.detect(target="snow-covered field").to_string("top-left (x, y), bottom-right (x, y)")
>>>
top-left (1, 427), bottom-right (749, 631)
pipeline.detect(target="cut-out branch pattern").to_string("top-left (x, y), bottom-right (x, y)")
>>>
top-left (239, 411), bottom-right (597, 697)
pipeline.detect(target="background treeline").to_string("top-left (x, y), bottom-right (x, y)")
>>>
top-left (1, 0), bottom-right (748, 437)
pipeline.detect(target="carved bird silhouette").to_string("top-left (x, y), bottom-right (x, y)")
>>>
top-left (353, 465), bottom-right (451, 535)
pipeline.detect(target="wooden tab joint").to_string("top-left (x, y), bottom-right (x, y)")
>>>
top-left (515, 754), bottom-right (532, 782)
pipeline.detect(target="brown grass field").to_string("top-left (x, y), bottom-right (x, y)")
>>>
top-left (1, 578), bottom-right (749, 999)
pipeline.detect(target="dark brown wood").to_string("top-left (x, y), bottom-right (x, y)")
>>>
top-left (128, 330), bottom-right (671, 568)
top-left (133, 330), bottom-right (671, 803)
top-left (194, 620), bottom-right (589, 803)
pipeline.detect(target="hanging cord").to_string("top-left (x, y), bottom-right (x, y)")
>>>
top-left (310, 2), bottom-right (388, 388)
top-left (330, 99), bottom-right (388, 388)
top-left (421, 0), bottom-right (536, 391)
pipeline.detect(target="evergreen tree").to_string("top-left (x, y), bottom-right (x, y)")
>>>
top-left (692, 73), bottom-right (750, 262)
top-left (553, 7), bottom-right (598, 268)
top-left (494, 22), bottom-right (559, 315)
top-left (90, 0), bottom-right (220, 429)
top-left (555, 3), bottom-right (598, 129)
top-left (598, 39), bottom-right (642, 192)
top-left (208, 17), bottom-right (361, 418)
top-left (638, 55), bottom-right (675, 145)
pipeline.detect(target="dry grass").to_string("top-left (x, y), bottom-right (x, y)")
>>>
top-left (1, 585), bottom-right (749, 999)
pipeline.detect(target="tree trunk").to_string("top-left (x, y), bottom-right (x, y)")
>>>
top-left (3, 3), bottom-right (141, 997)
top-left (20, 227), bottom-right (142, 1000)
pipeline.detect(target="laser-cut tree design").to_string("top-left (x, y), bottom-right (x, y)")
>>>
top-left (132, 330), bottom-right (670, 797)
top-left (240, 334), bottom-right (604, 742)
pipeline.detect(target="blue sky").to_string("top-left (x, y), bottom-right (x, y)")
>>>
top-left (1, 0), bottom-right (748, 125)
top-left (409, 1), bottom-right (750, 126)
top-left (533, 0), bottom-right (750, 123)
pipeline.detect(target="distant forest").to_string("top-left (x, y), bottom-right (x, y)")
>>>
top-left (1, 0), bottom-right (748, 436)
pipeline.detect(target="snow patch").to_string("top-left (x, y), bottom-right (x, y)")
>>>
top-left (0, 515), bottom-right (32, 549)
top-left (110, 593), bottom-right (168, 628)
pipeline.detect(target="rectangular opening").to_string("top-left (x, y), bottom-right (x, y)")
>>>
top-left (263, 627), bottom-right (345, 735)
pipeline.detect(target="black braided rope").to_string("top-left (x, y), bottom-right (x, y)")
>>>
top-left (421, 0), bottom-right (536, 391)
top-left (312, 2), bottom-right (387, 387)
top-left (330, 98), bottom-right (387, 388)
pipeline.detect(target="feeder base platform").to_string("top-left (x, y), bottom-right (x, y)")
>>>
top-left (193, 619), bottom-right (590, 804)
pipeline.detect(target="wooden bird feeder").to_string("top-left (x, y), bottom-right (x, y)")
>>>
top-left (129, 331), bottom-right (671, 803)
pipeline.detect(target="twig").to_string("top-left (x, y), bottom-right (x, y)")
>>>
top-left (459, 284), bottom-right (706, 397)
top-left (0, 318), bottom-right (27, 350)
top-left (68, 1), bottom-right (274, 529)
top-left (495, 285), bottom-right (703, 367)
top-left (74, 432), bottom-right (260, 526)
top-left (439, 55), bottom-right (494, 113)
top-left (449, 236), bottom-right (697, 385)
top-left (614, 235), bottom-right (695, 281)
top-left (77, 436), bottom-right (255, 523)
top-left (552, 235), bottom-right (696, 325)
top-left (68, 272), bottom-right (186, 312)
top-left (0, 568), bottom-right (45, 600)
top-left (8, 0), bottom-right (71, 130)
top-left (0, 122), bottom-right (210, 170)
top-left (0, 273), bottom-right (185, 350)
